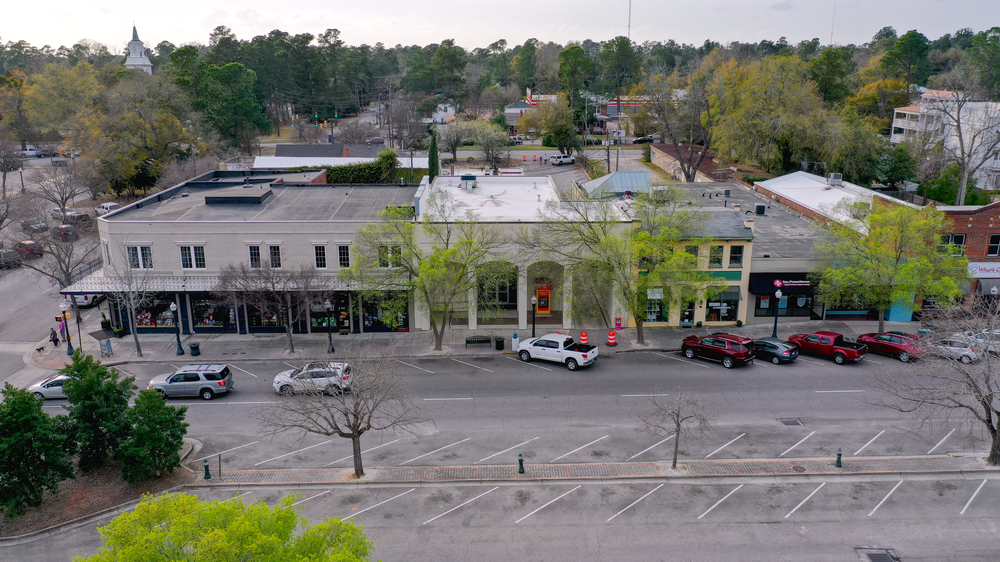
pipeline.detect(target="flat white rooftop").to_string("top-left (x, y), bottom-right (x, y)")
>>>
top-left (425, 175), bottom-right (560, 221)
top-left (756, 171), bottom-right (918, 224)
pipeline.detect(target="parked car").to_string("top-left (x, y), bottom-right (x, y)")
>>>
top-left (0, 251), bottom-right (22, 269)
top-left (35, 148), bottom-right (56, 158)
top-left (147, 364), bottom-right (234, 400)
top-left (550, 154), bottom-right (576, 166)
top-left (17, 147), bottom-right (38, 158)
top-left (953, 330), bottom-right (1000, 355)
top-left (681, 333), bottom-right (755, 368)
top-left (929, 338), bottom-right (979, 363)
top-left (517, 333), bottom-right (599, 371)
top-left (751, 338), bottom-right (799, 364)
top-left (632, 136), bottom-right (654, 144)
top-left (508, 136), bottom-right (523, 145)
top-left (366, 137), bottom-right (385, 146)
top-left (857, 332), bottom-right (922, 362)
top-left (14, 240), bottom-right (44, 258)
top-left (20, 219), bottom-right (48, 234)
top-left (62, 294), bottom-right (106, 308)
top-left (95, 202), bottom-right (122, 215)
top-left (786, 331), bottom-right (867, 365)
top-left (55, 223), bottom-right (77, 239)
top-left (28, 374), bottom-right (70, 400)
top-left (272, 361), bottom-right (353, 395)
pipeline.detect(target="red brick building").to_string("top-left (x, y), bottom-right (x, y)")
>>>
top-left (937, 201), bottom-right (1000, 303)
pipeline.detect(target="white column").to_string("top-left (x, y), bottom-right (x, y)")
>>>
top-left (468, 268), bottom-right (478, 331)
top-left (562, 272), bottom-right (573, 329)
top-left (518, 266), bottom-right (528, 330)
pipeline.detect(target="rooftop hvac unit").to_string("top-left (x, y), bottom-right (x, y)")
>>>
top-left (827, 173), bottom-right (843, 186)
top-left (755, 203), bottom-right (766, 216)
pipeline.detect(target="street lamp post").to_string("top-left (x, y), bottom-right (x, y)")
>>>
top-left (60, 303), bottom-right (73, 356)
top-left (990, 285), bottom-right (998, 315)
top-left (771, 289), bottom-right (783, 339)
top-left (325, 299), bottom-right (335, 354)
top-left (531, 295), bottom-right (537, 338)
top-left (170, 302), bottom-right (184, 356)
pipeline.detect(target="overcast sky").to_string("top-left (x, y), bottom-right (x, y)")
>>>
top-left (3, 0), bottom-right (992, 55)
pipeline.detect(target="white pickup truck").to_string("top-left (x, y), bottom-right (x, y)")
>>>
top-left (517, 333), bottom-right (599, 371)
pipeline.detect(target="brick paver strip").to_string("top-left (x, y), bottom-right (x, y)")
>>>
top-left (686, 457), bottom-right (981, 475)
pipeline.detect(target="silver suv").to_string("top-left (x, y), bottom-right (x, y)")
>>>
top-left (272, 362), bottom-right (352, 396)
top-left (148, 364), bottom-right (234, 400)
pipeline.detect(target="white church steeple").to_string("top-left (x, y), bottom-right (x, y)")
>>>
top-left (124, 25), bottom-right (153, 74)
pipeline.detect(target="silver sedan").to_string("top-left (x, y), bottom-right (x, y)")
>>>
top-left (28, 374), bottom-right (70, 400)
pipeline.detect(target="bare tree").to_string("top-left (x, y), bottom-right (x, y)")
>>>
top-left (338, 122), bottom-right (377, 145)
top-left (870, 306), bottom-right (1000, 465)
top-left (470, 121), bottom-right (510, 172)
top-left (215, 261), bottom-right (326, 354)
top-left (0, 134), bottom-right (23, 198)
top-left (637, 390), bottom-right (711, 469)
top-left (29, 165), bottom-right (89, 221)
top-left (102, 239), bottom-right (159, 358)
top-left (439, 120), bottom-right (471, 160)
top-left (255, 348), bottom-right (422, 477)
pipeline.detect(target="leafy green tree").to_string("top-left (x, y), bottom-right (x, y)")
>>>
top-left (878, 143), bottom-right (917, 188)
top-left (0, 383), bottom-right (75, 517)
top-left (24, 62), bottom-right (101, 132)
top-left (512, 39), bottom-right (538, 90)
top-left (484, 39), bottom-right (511, 88)
top-left (882, 30), bottom-right (931, 85)
top-left (192, 62), bottom-right (272, 154)
top-left (826, 107), bottom-right (887, 185)
top-left (598, 36), bottom-right (643, 96)
top-left (517, 94), bottom-right (579, 155)
top-left (345, 189), bottom-right (505, 351)
top-left (814, 199), bottom-right (967, 333)
top-left (0, 70), bottom-right (33, 148)
top-left (808, 46), bottom-right (856, 105)
top-left (558, 45), bottom-right (593, 113)
top-left (920, 162), bottom-right (990, 205)
top-left (970, 27), bottom-right (1000, 97)
top-left (869, 26), bottom-right (898, 54)
top-left (75, 492), bottom-right (373, 561)
top-left (427, 129), bottom-right (439, 182)
top-left (469, 120), bottom-right (511, 171)
top-left (440, 120), bottom-right (470, 160)
top-left (430, 39), bottom-right (468, 101)
top-left (62, 353), bottom-right (136, 472)
top-left (119, 390), bottom-right (188, 485)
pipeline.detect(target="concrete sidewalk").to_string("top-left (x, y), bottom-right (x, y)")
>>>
top-left (194, 455), bottom-right (992, 489)
top-left (26, 312), bottom-right (924, 373)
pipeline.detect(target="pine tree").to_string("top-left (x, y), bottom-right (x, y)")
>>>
top-left (120, 390), bottom-right (189, 484)
top-left (428, 129), bottom-right (439, 182)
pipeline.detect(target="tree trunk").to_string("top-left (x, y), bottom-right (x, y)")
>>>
top-left (956, 164), bottom-right (972, 206)
top-left (672, 424), bottom-right (681, 470)
top-left (129, 307), bottom-right (143, 358)
top-left (352, 434), bottom-right (365, 477)
top-left (431, 321), bottom-right (444, 352)
top-left (285, 325), bottom-right (295, 354)
top-left (636, 319), bottom-right (646, 346)
top-left (878, 307), bottom-right (887, 334)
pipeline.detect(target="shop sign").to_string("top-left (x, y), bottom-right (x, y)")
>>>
top-left (967, 262), bottom-right (1000, 278)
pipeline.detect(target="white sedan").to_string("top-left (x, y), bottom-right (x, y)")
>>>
top-left (272, 362), bottom-right (353, 396)
top-left (930, 338), bottom-right (979, 363)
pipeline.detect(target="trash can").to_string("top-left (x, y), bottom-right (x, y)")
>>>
top-left (494, 337), bottom-right (504, 351)
top-left (190, 342), bottom-right (201, 356)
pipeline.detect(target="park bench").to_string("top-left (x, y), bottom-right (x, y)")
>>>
top-left (465, 335), bottom-right (492, 348)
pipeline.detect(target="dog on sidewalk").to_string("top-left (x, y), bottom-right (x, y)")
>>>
top-left (36, 346), bottom-right (46, 352)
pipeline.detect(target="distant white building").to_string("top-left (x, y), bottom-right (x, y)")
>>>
top-left (890, 90), bottom-right (1000, 190)
top-left (124, 25), bottom-right (153, 74)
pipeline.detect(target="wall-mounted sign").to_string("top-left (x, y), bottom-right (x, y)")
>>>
top-left (536, 286), bottom-right (552, 314)
top-left (968, 262), bottom-right (1000, 278)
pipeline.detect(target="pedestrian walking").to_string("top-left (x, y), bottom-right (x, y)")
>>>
top-left (50, 327), bottom-right (59, 347)
top-left (58, 319), bottom-right (66, 342)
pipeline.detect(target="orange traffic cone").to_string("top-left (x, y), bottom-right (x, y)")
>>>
top-left (522, 154), bottom-right (526, 161)
top-left (580, 332), bottom-right (588, 344)
top-left (607, 331), bottom-right (617, 346)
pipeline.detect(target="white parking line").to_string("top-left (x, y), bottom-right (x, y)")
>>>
top-left (784, 483), bottom-right (826, 519)
top-left (423, 487), bottom-right (498, 525)
top-left (620, 394), bottom-right (671, 397)
top-left (508, 357), bottom-right (552, 371)
top-left (450, 358), bottom-right (494, 372)
top-left (283, 362), bottom-right (297, 369)
top-left (654, 353), bottom-right (710, 368)
top-left (400, 438), bottom-right (471, 465)
top-left (229, 365), bottom-right (258, 378)
top-left (779, 431), bottom-right (816, 457)
top-left (397, 360), bottom-right (434, 373)
top-left (705, 433), bottom-right (746, 458)
top-left (697, 484), bottom-right (744, 520)
top-left (814, 390), bottom-right (864, 393)
top-left (606, 484), bottom-right (664, 522)
top-left (183, 401), bottom-right (276, 405)
top-left (475, 437), bottom-right (540, 464)
top-left (927, 428), bottom-right (956, 454)
top-left (864, 358), bottom-right (883, 365)
top-left (344, 488), bottom-right (416, 519)
top-left (291, 490), bottom-right (332, 506)
top-left (960, 479), bottom-right (988, 515)
top-left (191, 441), bottom-right (259, 462)
top-left (326, 439), bottom-right (400, 466)
top-left (628, 435), bottom-right (675, 460)
top-left (796, 357), bottom-right (825, 365)
top-left (853, 430), bottom-right (886, 456)
top-left (516, 485), bottom-right (581, 524)
top-left (868, 480), bottom-right (903, 516)
top-left (550, 435), bottom-right (609, 463)
top-left (424, 398), bottom-right (474, 401)
top-left (254, 440), bottom-right (332, 466)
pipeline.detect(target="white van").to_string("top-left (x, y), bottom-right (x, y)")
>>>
top-left (95, 202), bottom-right (122, 215)
top-left (62, 294), bottom-right (106, 308)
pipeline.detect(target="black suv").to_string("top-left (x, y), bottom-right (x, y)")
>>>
top-left (0, 251), bottom-right (23, 269)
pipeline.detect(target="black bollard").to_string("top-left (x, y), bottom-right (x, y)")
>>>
top-left (518, 453), bottom-right (525, 474)
top-left (835, 447), bottom-right (842, 468)
top-left (204, 459), bottom-right (212, 480)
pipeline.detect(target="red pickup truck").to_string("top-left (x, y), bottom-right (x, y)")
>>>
top-left (786, 331), bottom-right (868, 365)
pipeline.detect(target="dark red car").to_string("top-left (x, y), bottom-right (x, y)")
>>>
top-left (857, 332), bottom-right (921, 362)
top-left (681, 333), bottom-right (755, 368)
top-left (14, 240), bottom-right (44, 258)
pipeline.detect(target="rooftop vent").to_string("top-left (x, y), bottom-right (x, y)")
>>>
top-left (205, 189), bottom-right (273, 205)
top-left (827, 173), bottom-right (843, 187)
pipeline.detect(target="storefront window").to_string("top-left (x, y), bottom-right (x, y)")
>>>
top-left (310, 294), bottom-right (351, 333)
top-left (707, 290), bottom-right (739, 322)
top-left (645, 288), bottom-right (666, 322)
top-left (754, 294), bottom-right (814, 317)
top-left (680, 301), bottom-right (696, 325)
top-left (191, 299), bottom-right (232, 329)
top-left (247, 304), bottom-right (281, 328)
top-left (136, 297), bottom-right (175, 327)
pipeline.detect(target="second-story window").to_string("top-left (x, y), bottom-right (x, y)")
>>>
top-left (314, 245), bottom-right (327, 269)
top-left (729, 245), bottom-right (744, 267)
top-left (269, 245), bottom-right (282, 268)
top-left (940, 234), bottom-right (966, 256)
top-left (249, 245), bottom-right (261, 268)
top-left (709, 245), bottom-right (724, 267)
top-left (180, 246), bottom-right (206, 269)
top-left (685, 245), bottom-right (699, 258)
top-left (989, 234), bottom-right (1000, 257)
top-left (127, 246), bottom-right (152, 269)
top-left (378, 245), bottom-right (402, 268)
top-left (103, 241), bottom-right (111, 266)
top-left (339, 245), bottom-right (351, 268)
